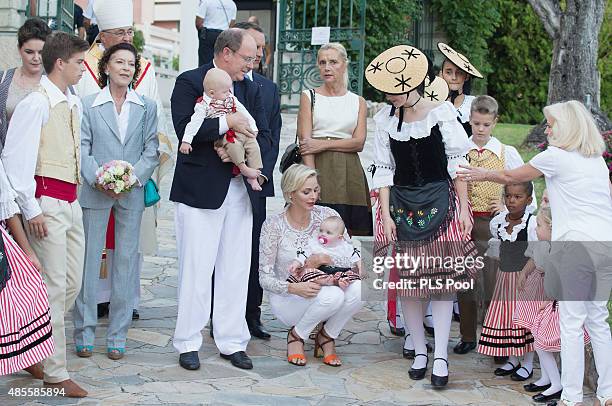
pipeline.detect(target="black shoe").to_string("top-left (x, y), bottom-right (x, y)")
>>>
top-left (510, 366), bottom-right (533, 381)
top-left (132, 310), bottom-right (139, 320)
top-left (532, 390), bottom-right (562, 403)
top-left (403, 341), bottom-right (433, 359)
top-left (220, 351), bottom-right (253, 370)
top-left (524, 383), bottom-right (551, 393)
top-left (179, 351), bottom-right (200, 370)
top-left (388, 320), bottom-right (405, 337)
top-left (97, 302), bottom-right (109, 318)
top-left (247, 319), bottom-right (271, 340)
top-left (431, 358), bottom-right (449, 388)
top-left (453, 341), bottom-right (476, 355)
top-left (494, 361), bottom-right (521, 376)
top-left (494, 356), bottom-right (508, 365)
top-left (408, 354), bottom-right (428, 380)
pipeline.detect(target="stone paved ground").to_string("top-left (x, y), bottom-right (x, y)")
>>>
top-left (0, 112), bottom-right (596, 405)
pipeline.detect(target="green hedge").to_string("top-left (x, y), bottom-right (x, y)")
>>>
top-left (487, 0), bottom-right (552, 124)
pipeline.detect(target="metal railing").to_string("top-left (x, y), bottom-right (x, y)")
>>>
top-left (26, 0), bottom-right (74, 33)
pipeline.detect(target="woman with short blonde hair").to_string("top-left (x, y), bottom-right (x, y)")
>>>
top-left (296, 42), bottom-right (372, 236)
top-left (259, 164), bottom-right (363, 367)
top-left (459, 100), bottom-right (612, 406)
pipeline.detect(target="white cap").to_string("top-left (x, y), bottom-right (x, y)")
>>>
top-left (94, 0), bottom-right (133, 31)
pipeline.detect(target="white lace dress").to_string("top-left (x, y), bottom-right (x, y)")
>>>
top-left (259, 205), bottom-right (344, 295)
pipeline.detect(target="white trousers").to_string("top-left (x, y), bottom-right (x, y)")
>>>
top-left (173, 177), bottom-right (252, 354)
top-left (559, 300), bottom-right (612, 403)
top-left (270, 281), bottom-right (363, 340)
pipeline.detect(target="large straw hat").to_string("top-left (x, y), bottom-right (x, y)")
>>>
top-left (94, 0), bottom-right (133, 31)
top-left (437, 42), bottom-right (483, 79)
top-left (365, 45), bottom-right (429, 94)
top-left (423, 76), bottom-right (449, 102)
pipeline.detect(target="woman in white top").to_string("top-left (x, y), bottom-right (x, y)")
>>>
top-left (437, 43), bottom-right (484, 136)
top-left (297, 43), bottom-right (372, 236)
top-left (259, 164), bottom-right (363, 367)
top-left (459, 100), bottom-right (612, 406)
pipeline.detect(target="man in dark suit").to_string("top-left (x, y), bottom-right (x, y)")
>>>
top-left (170, 28), bottom-right (273, 371)
top-left (232, 21), bottom-right (282, 340)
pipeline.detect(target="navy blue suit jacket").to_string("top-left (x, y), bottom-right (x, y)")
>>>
top-left (169, 62), bottom-right (273, 212)
top-left (252, 72), bottom-right (282, 197)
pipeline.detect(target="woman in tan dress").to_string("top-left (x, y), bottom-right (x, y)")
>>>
top-left (297, 43), bottom-right (372, 236)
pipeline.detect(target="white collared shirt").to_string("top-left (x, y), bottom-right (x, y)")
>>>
top-left (197, 0), bottom-right (237, 30)
top-left (468, 136), bottom-right (537, 211)
top-left (0, 76), bottom-right (82, 220)
top-left (91, 87), bottom-right (144, 144)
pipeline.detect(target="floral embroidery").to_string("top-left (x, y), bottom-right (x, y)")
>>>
top-left (391, 206), bottom-right (440, 230)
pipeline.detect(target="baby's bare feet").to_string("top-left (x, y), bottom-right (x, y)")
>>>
top-left (247, 176), bottom-right (262, 191)
top-left (179, 142), bottom-right (192, 154)
top-left (239, 165), bottom-right (261, 179)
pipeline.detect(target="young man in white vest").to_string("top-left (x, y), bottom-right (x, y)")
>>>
top-left (1, 32), bottom-right (90, 398)
top-left (76, 0), bottom-right (174, 321)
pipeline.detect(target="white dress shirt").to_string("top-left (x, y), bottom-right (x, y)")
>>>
top-left (91, 87), bottom-right (144, 144)
top-left (0, 76), bottom-right (82, 220)
top-left (197, 0), bottom-right (237, 30)
top-left (83, 0), bottom-right (97, 24)
top-left (468, 136), bottom-right (537, 211)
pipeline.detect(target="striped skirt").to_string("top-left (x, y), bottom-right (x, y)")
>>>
top-left (0, 227), bottom-right (54, 376)
top-left (378, 190), bottom-right (477, 298)
top-left (513, 270), bottom-right (547, 330)
top-left (478, 271), bottom-right (534, 357)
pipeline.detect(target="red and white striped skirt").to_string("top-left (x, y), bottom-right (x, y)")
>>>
top-left (478, 271), bottom-right (534, 357)
top-left (513, 270), bottom-right (546, 330)
top-left (0, 227), bottom-right (54, 376)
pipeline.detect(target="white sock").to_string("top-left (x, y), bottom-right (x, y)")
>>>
top-left (537, 350), bottom-right (561, 394)
top-left (534, 349), bottom-right (551, 386)
top-left (502, 355), bottom-right (520, 371)
top-left (401, 298), bottom-right (427, 369)
top-left (431, 300), bottom-right (453, 377)
top-left (423, 301), bottom-right (434, 328)
top-left (453, 299), bottom-right (459, 315)
top-left (404, 333), bottom-right (415, 350)
top-left (515, 351), bottom-right (535, 378)
top-left (396, 300), bottom-right (405, 330)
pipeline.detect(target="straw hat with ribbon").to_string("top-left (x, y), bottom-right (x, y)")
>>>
top-left (423, 76), bottom-right (449, 102)
top-left (365, 45), bottom-right (429, 95)
top-left (437, 42), bottom-right (483, 79)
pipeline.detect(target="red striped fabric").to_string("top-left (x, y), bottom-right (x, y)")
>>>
top-left (478, 271), bottom-right (534, 357)
top-left (0, 227), bottom-right (54, 376)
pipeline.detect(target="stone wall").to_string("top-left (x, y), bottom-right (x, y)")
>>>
top-left (0, 0), bottom-right (27, 70)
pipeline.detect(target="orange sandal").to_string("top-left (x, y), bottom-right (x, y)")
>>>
top-left (287, 327), bottom-right (306, 366)
top-left (314, 327), bottom-right (342, 367)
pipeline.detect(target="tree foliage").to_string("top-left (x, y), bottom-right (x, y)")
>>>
top-left (487, 0), bottom-right (552, 124)
top-left (133, 29), bottom-right (145, 54)
top-left (598, 1), bottom-right (611, 116)
top-left (430, 0), bottom-right (501, 94)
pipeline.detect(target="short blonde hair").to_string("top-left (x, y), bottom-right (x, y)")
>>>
top-left (471, 95), bottom-right (499, 117)
top-left (318, 42), bottom-right (349, 87)
top-left (543, 100), bottom-right (605, 157)
top-left (281, 164), bottom-right (318, 204)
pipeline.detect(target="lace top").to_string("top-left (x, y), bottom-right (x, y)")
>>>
top-left (259, 205), bottom-right (348, 295)
top-left (371, 101), bottom-right (470, 189)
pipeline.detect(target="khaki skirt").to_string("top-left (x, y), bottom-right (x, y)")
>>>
top-left (315, 150), bottom-right (370, 207)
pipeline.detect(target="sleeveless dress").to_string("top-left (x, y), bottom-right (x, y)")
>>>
top-left (477, 210), bottom-right (535, 357)
top-left (305, 90), bottom-right (372, 236)
top-left (372, 101), bottom-right (477, 298)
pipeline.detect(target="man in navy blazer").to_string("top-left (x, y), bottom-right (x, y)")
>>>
top-left (170, 28), bottom-right (272, 372)
top-left (234, 22), bottom-right (282, 340)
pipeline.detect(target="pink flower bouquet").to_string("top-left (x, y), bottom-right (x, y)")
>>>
top-left (95, 160), bottom-right (137, 194)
